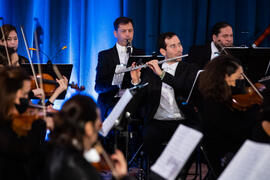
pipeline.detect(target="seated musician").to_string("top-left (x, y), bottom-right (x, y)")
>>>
top-left (0, 24), bottom-right (29, 65)
top-left (131, 32), bottom-right (200, 164)
top-left (42, 95), bottom-right (135, 180)
top-left (0, 45), bottom-right (68, 106)
top-left (0, 66), bottom-right (49, 180)
top-left (95, 17), bottom-right (145, 121)
top-left (198, 55), bottom-right (270, 178)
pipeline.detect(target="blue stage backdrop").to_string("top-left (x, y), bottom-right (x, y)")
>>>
top-left (1, 0), bottom-right (270, 108)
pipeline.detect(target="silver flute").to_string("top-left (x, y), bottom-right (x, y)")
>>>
top-left (115, 54), bottom-right (188, 74)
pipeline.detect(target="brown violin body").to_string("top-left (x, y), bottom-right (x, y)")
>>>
top-left (231, 83), bottom-right (265, 111)
top-left (31, 73), bottom-right (56, 96)
top-left (12, 107), bottom-right (41, 137)
top-left (31, 73), bottom-right (85, 97)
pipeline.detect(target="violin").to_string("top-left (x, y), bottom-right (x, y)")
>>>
top-left (12, 102), bottom-right (57, 137)
top-left (231, 82), bottom-right (265, 111)
top-left (86, 141), bottom-right (117, 176)
top-left (12, 106), bottom-right (42, 137)
top-left (31, 73), bottom-right (85, 97)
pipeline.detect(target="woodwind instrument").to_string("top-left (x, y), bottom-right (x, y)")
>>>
top-left (115, 54), bottom-right (188, 74)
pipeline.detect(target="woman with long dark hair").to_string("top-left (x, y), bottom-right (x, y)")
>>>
top-left (198, 55), bottom-right (270, 177)
top-left (42, 94), bottom-right (134, 180)
top-left (0, 66), bottom-right (47, 180)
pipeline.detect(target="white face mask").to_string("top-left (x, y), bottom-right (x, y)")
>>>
top-left (83, 148), bottom-right (100, 163)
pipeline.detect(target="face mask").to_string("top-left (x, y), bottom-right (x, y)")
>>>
top-left (15, 98), bottom-right (29, 114)
top-left (235, 79), bottom-right (246, 89)
top-left (231, 79), bottom-right (246, 95)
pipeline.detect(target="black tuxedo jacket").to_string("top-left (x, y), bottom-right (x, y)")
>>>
top-left (137, 61), bottom-right (199, 124)
top-left (187, 43), bottom-right (212, 69)
top-left (95, 45), bottom-right (144, 119)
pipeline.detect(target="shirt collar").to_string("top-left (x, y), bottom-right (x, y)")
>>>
top-left (116, 43), bottom-right (127, 53)
top-left (162, 61), bottom-right (179, 71)
top-left (211, 41), bottom-right (219, 54)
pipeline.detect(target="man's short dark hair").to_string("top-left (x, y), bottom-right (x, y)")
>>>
top-left (158, 32), bottom-right (177, 50)
top-left (212, 22), bottom-right (232, 36)
top-left (113, 17), bottom-right (133, 31)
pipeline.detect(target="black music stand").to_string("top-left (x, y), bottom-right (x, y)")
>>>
top-left (223, 47), bottom-right (270, 82)
top-left (21, 63), bottom-right (73, 99)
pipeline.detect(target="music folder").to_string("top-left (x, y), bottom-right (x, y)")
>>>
top-left (223, 47), bottom-right (270, 82)
top-left (21, 63), bottom-right (73, 99)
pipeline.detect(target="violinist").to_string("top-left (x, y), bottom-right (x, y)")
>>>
top-left (0, 24), bottom-right (29, 65)
top-left (0, 44), bottom-right (68, 106)
top-left (42, 95), bottom-right (135, 180)
top-left (198, 55), bottom-right (270, 178)
top-left (0, 66), bottom-right (48, 180)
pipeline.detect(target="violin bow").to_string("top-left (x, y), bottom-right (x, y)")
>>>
top-left (20, 26), bottom-right (40, 89)
top-left (34, 29), bottom-right (47, 116)
top-left (0, 25), bottom-right (11, 65)
top-left (241, 72), bottom-right (264, 99)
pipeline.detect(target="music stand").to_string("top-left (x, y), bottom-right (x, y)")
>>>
top-left (223, 47), bottom-right (270, 82)
top-left (21, 63), bottom-right (73, 99)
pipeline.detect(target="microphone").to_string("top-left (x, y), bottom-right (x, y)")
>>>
top-left (252, 25), bottom-right (270, 47)
top-left (29, 45), bottom-right (67, 63)
top-left (126, 40), bottom-right (131, 55)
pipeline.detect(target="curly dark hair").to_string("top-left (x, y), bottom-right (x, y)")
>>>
top-left (199, 55), bottom-right (240, 102)
top-left (51, 95), bottom-right (98, 152)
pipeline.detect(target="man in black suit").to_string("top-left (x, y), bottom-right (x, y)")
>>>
top-left (187, 22), bottom-right (233, 69)
top-left (95, 17), bottom-right (144, 120)
top-left (131, 32), bottom-right (199, 163)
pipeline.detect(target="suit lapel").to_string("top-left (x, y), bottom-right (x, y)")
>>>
top-left (112, 45), bottom-right (120, 65)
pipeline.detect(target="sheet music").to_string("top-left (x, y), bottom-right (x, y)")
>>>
top-left (151, 125), bottom-right (203, 180)
top-left (99, 89), bottom-right (133, 137)
top-left (219, 140), bottom-right (270, 180)
top-left (112, 64), bottom-right (126, 86)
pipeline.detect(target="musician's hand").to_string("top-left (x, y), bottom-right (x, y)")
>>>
top-left (56, 76), bottom-right (68, 92)
top-left (130, 62), bottom-right (141, 84)
top-left (44, 116), bottom-right (54, 130)
top-left (48, 76), bottom-right (68, 104)
top-left (32, 88), bottom-right (45, 98)
top-left (262, 121), bottom-right (270, 136)
top-left (146, 60), bottom-right (163, 76)
top-left (111, 149), bottom-right (128, 179)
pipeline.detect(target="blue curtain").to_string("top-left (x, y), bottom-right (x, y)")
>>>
top-left (1, 0), bottom-right (270, 108)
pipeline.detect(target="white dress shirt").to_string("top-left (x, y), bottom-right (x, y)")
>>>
top-left (153, 61), bottom-right (184, 121)
top-left (116, 42), bottom-right (132, 65)
top-left (210, 41), bottom-right (220, 60)
top-left (112, 43), bottom-right (133, 87)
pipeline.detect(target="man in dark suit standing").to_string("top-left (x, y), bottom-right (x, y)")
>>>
top-left (131, 32), bottom-right (199, 163)
top-left (187, 22), bottom-right (233, 69)
top-left (95, 17), bottom-right (144, 120)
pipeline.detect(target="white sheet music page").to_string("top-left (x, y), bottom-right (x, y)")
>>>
top-left (151, 125), bottom-right (203, 180)
top-left (219, 140), bottom-right (270, 180)
top-left (99, 89), bottom-right (133, 137)
top-left (112, 64), bottom-right (126, 86)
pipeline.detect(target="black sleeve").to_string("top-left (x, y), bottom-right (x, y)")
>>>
top-left (94, 52), bottom-right (119, 94)
top-left (162, 63), bottom-right (199, 94)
